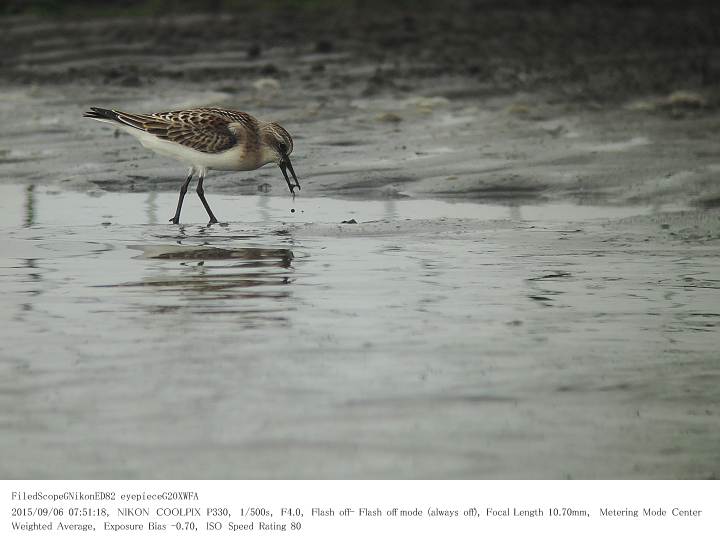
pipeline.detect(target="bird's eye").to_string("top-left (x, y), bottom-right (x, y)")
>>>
top-left (278, 143), bottom-right (287, 154)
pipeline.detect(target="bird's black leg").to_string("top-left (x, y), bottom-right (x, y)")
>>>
top-left (170, 169), bottom-right (193, 224)
top-left (196, 172), bottom-right (218, 225)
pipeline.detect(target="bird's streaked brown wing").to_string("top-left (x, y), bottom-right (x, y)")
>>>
top-left (113, 108), bottom-right (239, 154)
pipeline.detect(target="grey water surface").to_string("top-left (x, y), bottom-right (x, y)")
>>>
top-left (1, 186), bottom-right (718, 478)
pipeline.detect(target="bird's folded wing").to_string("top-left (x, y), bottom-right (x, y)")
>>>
top-left (115, 110), bottom-right (238, 154)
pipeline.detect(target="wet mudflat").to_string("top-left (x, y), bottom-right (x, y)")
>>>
top-left (1, 4), bottom-right (720, 478)
top-left (1, 187), bottom-right (718, 478)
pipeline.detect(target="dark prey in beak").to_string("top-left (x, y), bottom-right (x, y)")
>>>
top-left (280, 156), bottom-right (301, 195)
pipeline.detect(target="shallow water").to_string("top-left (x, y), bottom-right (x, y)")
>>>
top-left (0, 183), bottom-right (668, 228)
top-left (1, 186), bottom-right (718, 478)
top-left (2, 6), bottom-right (719, 481)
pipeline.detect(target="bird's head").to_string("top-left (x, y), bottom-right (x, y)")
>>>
top-left (262, 122), bottom-right (300, 194)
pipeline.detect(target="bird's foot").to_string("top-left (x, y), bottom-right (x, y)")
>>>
top-left (169, 217), bottom-right (180, 224)
top-left (207, 217), bottom-right (218, 226)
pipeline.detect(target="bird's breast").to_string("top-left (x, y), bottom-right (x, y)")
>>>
top-left (202, 146), bottom-right (263, 171)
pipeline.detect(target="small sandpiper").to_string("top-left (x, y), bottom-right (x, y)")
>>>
top-left (84, 107), bottom-right (300, 224)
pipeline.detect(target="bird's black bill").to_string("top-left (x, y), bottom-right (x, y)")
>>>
top-left (279, 156), bottom-right (300, 195)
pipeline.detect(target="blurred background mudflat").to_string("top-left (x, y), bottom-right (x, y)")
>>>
top-left (2, 0), bottom-right (719, 101)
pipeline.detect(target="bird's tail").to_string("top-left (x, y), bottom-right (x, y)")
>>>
top-left (84, 107), bottom-right (153, 132)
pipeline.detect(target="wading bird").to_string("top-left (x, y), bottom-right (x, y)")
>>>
top-left (84, 107), bottom-right (300, 224)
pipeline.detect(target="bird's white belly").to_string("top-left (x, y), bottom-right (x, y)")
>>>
top-left (130, 128), bottom-right (261, 171)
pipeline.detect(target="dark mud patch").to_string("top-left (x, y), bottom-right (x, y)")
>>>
top-left (128, 244), bottom-right (294, 264)
top-left (330, 175), bottom-right (417, 193)
top-left (320, 140), bottom-right (369, 147)
top-left (696, 195), bottom-right (720, 209)
top-left (527, 271), bottom-right (573, 282)
top-left (92, 177), bottom-right (187, 192)
top-left (345, 394), bottom-right (517, 408)
top-left (441, 184), bottom-right (549, 195)
top-left (103, 273), bottom-right (293, 297)
top-left (0, 156), bottom-right (37, 164)
top-left (3, 3), bottom-right (718, 102)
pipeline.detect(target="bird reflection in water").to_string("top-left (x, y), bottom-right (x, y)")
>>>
top-left (24, 184), bottom-right (36, 227)
top-left (117, 242), bottom-right (296, 322)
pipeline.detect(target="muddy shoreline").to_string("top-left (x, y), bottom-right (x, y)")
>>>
top-left (1, 4), bottom-right (719, 479)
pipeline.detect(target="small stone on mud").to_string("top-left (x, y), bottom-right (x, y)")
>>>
top-left (408, 96), bottom-right (450, 110)
top-left (377, 112), bottom-right (402, 123)
top-left (253, 77), bottom-right (280, 93)
top-left (260, 64), bottom-right (279, 76)
top-left (247, 44), bottom-right (261, 59)
top-left (315, 40), bottom-right (333, 53)
top-left (290, 208), bottom-right (295, 213)
top-left (341, 219), bottom-right (357, 224)
top-left (629, 91), bottom-right (708, 114)
top-left (119, 75), bottom-right (141, 87)
top-left (660, 223), bottom-right (670, 229)
top-left (507, 103), bottom-right (531, 115)
top-left (665, 90), bottom-right (707, 109)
